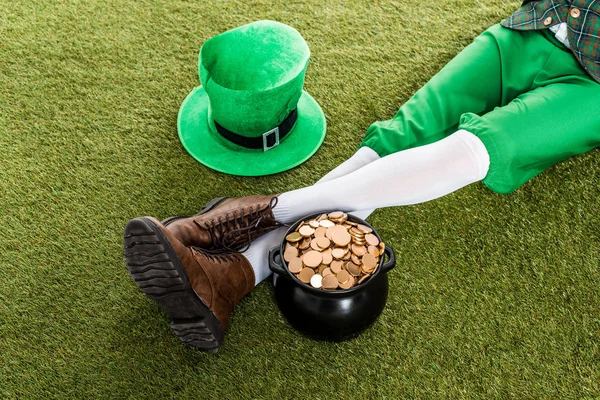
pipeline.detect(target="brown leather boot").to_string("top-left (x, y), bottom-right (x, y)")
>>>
top-left (161, 194), bottom-right (283, 251)
top-left (123, 216), bottom-right (255, 352)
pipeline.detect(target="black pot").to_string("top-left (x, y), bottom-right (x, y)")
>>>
top-left (269, 212), bottom-right (395, 342)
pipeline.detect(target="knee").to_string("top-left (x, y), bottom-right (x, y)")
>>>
top-left (361, 120), bottom-right (418, 157)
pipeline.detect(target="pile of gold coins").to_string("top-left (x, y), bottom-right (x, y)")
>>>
top-left (283, 211), bottom-right (385, 290)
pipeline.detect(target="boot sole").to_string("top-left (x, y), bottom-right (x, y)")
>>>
top-left (123, 217), bottom-right (225, 352)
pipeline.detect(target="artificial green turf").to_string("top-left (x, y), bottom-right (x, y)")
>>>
top-left (1, 0), bottom-right (599, 398)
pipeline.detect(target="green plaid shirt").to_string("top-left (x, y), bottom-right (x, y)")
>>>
top-left (501, 0), bottom-right (600, 83)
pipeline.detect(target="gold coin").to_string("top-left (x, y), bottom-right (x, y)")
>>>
top-left (314, 226), bottom-right (327, 238)
top-left (357, 224), bottom-right (373, 234)
top-left (336, 270), bottom-right (351, 284)
top-left (351, 244), bottom-right (366, 256)
top-left (362, 253), bottom-right (378, 270)
top-left (351, 253), bottom-right (361, 266)
top-left (303, 250), bottom-right (323, 268)
top-left (309, 220), bottom-right (320, 229)
top-left (318, 264), bottom-right (327, 274)
top-left (358, 274), bottom-right (370, 285)
top-left (361, 263), bottom-right (375, 274)
top-left (288, 257), bottom-right (303, 273)
top-left (330, 260), bottom-right (343, 273)
top-left (325, 226), bottom-right (335, 240)
top-left (285, 243), bottom-right (296, 252)
top-left (298, 268), bottom-right (314, 283)
top-left (342, 260), bottom-right (350, 271)
top-left (365, 233), bottom-right (379, 246)
top-left (285, 232), bottom-right (303, 242)
top-left (317, 213), bottom-right (328, 221)
top-left (340, 276), bottom-right (355, 290)
top-left (332, 230), bottom-right (351, 247)
top-left (351, 237), bottom-right (366, 245)
top-left (316, 237), bottom-right (331, 249)
top-left (284, 246), bottom-right (299, 262)
top-left (368, 245), bottom-right (380, 257)
top-left (322, 267), bottom-right (333, 277)
top-left (342, 251), bottom-right (351, 261)
top-left (378, 242), bottom-right (385, 252)
top-left (333, 224), bottom-right (349, 232)
top-left (322, 274), bottom-right (339, 289)
top-left (299, 237), bottom-right (311, 250)
top-left (310, 274), bottom-right (323, 288)
top-left (319, 220), bottom-right (335, 228)
top-left (332, 248), bottom-right (346, 259)
top-left (347, 262), bottom-right (362, 277)
top-left (310, 238), bottom-right (322, 251)
top-left (321, 248), bottom-right (333, 265)
top-left (350, 232), bottom-right (365, 239)
top-left (350, 235), bottom-right (365, 243)
top-left (328, 211), bottom-right (344, 219)
top-left (299, 225), bottom-right (316, 237)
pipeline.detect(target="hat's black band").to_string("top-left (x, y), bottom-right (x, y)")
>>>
top-left (214, 108), bottom-right (298, 151)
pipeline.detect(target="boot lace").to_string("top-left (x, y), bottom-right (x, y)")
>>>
top-left (196, 196), bottom-right (287, 253)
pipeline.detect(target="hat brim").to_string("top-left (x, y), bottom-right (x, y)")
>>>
top-left (177, 87), bottom-right (326, 176)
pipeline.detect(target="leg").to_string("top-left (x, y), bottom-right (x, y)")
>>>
top-left (273, 37), bottom-right (600, 218)
top-left (243, 146), bottom-right (381, 284)
top-left (460, 78), bottom-right (600, 194)
top-left (273, 130), bottom-right (490, 223)
top-left (361, 24), bottom-right (560, 157)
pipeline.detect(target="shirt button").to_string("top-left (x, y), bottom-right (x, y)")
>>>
top-left (570, 8), bottom-right (581, 18)
top-left (543, 16), bottom-right (553, 26)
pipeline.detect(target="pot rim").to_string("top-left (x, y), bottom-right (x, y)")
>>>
top-left (278, 211), bottom-right (389, 296)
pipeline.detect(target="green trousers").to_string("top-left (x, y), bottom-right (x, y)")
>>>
top-left (360, 24), bottom-right (600, 194)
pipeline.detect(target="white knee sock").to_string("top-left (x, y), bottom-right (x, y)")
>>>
top-left (312, 146), bottom-right (379, 221)
top-left (314, 146), bottom-right (380, 183)
top-left (242, 146), bottom-right (380, 285)
top-left (272, 130), bottom-right (490, 223)
top-left (241, 226), bottom-right (288, 285)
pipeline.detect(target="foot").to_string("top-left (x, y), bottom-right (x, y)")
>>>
top-left (162, 194), bottom-right (283, 251)
top-left (123, 217), bottom-right (255, 352)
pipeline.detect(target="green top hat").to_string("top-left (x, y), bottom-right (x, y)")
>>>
top-left (177, 20), bottom-right (327, 176)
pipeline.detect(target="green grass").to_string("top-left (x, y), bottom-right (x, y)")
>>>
top-left (1, 0), bottom-right (599, 398)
